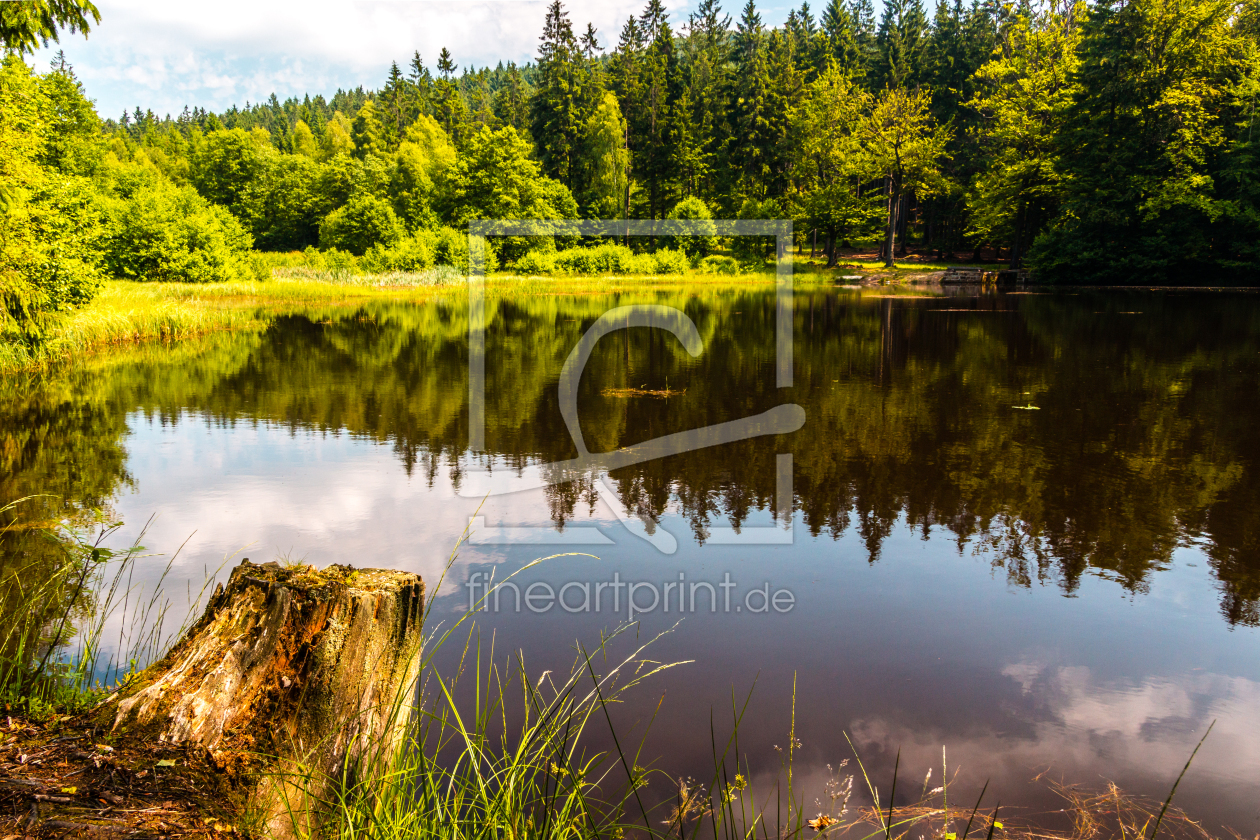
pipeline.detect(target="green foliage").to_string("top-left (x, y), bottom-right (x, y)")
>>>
top-left (790, 66), bottom-right (883, 264)
top-left (0, 56), bottom-right (103, 346)
top-left (450, 125), bottom-right (579, 261)
top-left (732, 196), bottom-right (783, 264)
top-left (966, 3), bottom-right (1082, 267)
top-left (862, 85), bottom-right (952, 266)
top-left (190, 127), bottom-right (270, 214)
top-left (389, 115), bottom-right (457, 229)
top-left (413, 226), bottom-right (496, 273)
top-left (239, 153), bottom-right (323, 250)
top-left (582, 91), bottom-right (629, 218)
top-left (13, 0), bottom-right (1257, 285)
top-left (664, 195), bottom-right (717, 256)
top-left (362, 235), bottom-right (434, 273)
top-left (351, 100), bottom-right (387, 159)
top-left (554, 242), bottom-right (636, 273)
top-left (0, 0), bottom-right (99, 54)
top-left (320, 193), bottom-right (403, 255)
top-left (103, 182), bottom-right (253, 283)
top-left (1031, 0), bottom-right (1253, 282)
top-left (514, 249), bottom-right (557, 274)
top-left (698, 254), bottom-right (740, 274)
top-left (647, 246), bottom-right (692, 273)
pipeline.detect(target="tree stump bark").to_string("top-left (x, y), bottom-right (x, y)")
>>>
top-left (98, 559), bottom-right (424, 838)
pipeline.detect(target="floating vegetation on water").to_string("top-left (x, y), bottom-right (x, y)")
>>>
top-left (602, 385), bottom-right (687, 398)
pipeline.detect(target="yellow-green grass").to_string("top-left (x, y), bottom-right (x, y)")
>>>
top-left (1, 266), bottom-right (956, 373)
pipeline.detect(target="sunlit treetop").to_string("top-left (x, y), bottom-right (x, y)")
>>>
top-left (0, 0), bottom-right (100, 55)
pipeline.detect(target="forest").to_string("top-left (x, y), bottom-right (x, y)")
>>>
top-left (3, 0), bottom-right (1260, 347)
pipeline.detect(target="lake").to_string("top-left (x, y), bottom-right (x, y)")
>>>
top-left (3, 283), bottom-right (1258, 831)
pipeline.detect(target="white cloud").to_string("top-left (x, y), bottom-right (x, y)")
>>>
top-left (30, 0), bottom-right (712, 118)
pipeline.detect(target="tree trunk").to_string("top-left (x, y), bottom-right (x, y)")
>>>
top-left (895, 194), bottom-right (909, 258)
top-left (99, 559), bottom-right (425, 839)
top-left (884, 179), bottom-right (898, 269)
top-left (1010, 201), bottom-right (1027, 269)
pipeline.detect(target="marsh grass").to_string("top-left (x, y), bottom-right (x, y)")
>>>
top-left (272, 265), bottom-right (468, 287)
top-left (0, 265), bottom-right (820, 373)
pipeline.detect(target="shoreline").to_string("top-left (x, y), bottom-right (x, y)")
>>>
top-left (5, 271), bottom-right (1260, 376)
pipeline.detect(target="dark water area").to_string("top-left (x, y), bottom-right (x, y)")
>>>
top-left (3, 285), bottom-right (1259, 830)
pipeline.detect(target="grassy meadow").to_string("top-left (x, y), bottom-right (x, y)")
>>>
top-left (0, 249), bottom-right (993, 374)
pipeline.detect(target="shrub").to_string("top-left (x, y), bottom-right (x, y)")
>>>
top-left (362, 236), bottom-right (435, 273)
top-left (554, 243), bottom-right (637, 274)
top-left (1, 56), bottom-right (105, 344)
top-left (664, 196), bottom-right (718, 257)
top-left (517, 243), bottom-right (689, 275)
top-left (515, 250), bottom-right (557, 274)
top-left (733, 197), bottom-right (782, 266)
top-left (103, 183), bottom-right (253, 283)
top-left (413, 227), bottom-right (497, 273)
top-left (698, 254), bottom-right (740, 275)
top-left (648, 248), bottom-right (691, 275)
top-left (319, 194), bottom-right (402, 255)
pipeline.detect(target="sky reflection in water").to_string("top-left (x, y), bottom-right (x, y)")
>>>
top-left (4, 287), bottom-right (1258, 830)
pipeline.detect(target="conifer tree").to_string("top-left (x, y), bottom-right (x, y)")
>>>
top-left (382, 62), bottom-right (406, 146)
top-left (821, 0), bottom-right (862, 76)
top-left (876, 0), bottom-right (929, 89)
top-left (531, 0), bottom-right (583, 189)
top-left (350, 100), bottom-right (386, 159)
top-left (433, 48), bottom-right (468, 145)
top-left (408, 51), bottom-right (432, 121)
top-left (635, 6), bottom-right (679, 218)
top-left (493, 63), bottom-right (530, 131)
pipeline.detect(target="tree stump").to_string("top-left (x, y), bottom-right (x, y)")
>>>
top-left (98, 559), bottom-right (424, 838)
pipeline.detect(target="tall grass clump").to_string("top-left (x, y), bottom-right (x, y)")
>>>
top-left (0, 499), bottom-right (196, 716)
top-left (266, 549), bottom-right (680, 839)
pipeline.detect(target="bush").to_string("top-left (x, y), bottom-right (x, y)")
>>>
top-left (647, 248), bottom-right (691, 275)
top-left (515, 243), bottom-right (690, 276)
top-left (319, 194), bottom-right (402, 255)
top-left (698, 254), bottom-right (740, 275)
top-left (1, 56), bottom-right (105, 344)
top-left (554, 243), bottom-right (637, 274)
top-left (362, 236), bottom-right (435, 273)
top-left (664, 196), bottom-right (718, 257)
top-left (103, 183), bottom-right (253, 283)
top-left (515, 250), bottom-right (557, 274)
top-left (733, 197), bottom-right (782, 266)
top-left (413, 227), bottom-right (497, 273)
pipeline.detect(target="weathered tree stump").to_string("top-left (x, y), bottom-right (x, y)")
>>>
top-left (98, 559), bottom-right (424, 837)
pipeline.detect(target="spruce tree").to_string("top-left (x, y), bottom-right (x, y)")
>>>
top-left (530, 0), bottom-right (583, 189)
top-left (382, 61), bottom-right (406, 146)
top-left (433, 48), bottom-right (468, 145)
top-left (821, 0), bottom-right (862, 77)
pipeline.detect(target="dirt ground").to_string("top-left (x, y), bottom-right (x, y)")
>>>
top-left (0, 712), bottom-right (242, 840)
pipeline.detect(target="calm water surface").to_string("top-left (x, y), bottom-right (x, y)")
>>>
top-left (3, 285), bottom-right (1259, 829)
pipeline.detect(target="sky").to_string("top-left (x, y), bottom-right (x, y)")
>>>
top-left (31, 0), bottom-right (806, 121)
